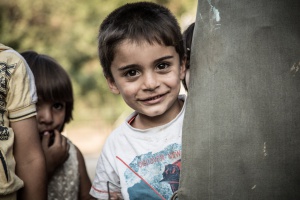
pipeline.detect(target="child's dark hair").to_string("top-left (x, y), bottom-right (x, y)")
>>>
top-left (182, 22), bottom-right (195, 91)
top-left (98, 1), bottom-right (184, 80)
top-left (21, 51), bottom-right (74, 124)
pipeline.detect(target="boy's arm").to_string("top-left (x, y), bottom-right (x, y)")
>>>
top-left (12, 116), bottom-right (47, 200)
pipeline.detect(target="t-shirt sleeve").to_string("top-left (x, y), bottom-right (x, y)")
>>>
top-left (6, 50), bottom-right (37, 122)
top-left (90, 137), bottom-right (122, 199)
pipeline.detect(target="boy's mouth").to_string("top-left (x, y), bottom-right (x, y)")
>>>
top-left (140, 93), bottom-right (166, 105)
top-left (143, 94), bottom-right (163, 101)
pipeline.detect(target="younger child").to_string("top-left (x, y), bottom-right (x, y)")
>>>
top-left (90, 2), bottom-right (186, 200)
top-left (182, 22), bottom-right (195, 92)
top-left (21, 51), bottom-right (95, 200)
top-left (0, 44), bottom-right (47, 200)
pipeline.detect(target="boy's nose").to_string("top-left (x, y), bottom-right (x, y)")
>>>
top-left (143, 72), bottom-right (160, 91)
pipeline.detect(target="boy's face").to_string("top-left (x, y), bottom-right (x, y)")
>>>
top-left (36, 100), bottom-right (66, 136)
top-left (107, 40), bottom-right (185, 126)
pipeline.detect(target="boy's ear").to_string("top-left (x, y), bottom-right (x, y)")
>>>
top-left (106, 77), bottom-right (120, 94)
top-left (179, 56), bottom-right (187, 80)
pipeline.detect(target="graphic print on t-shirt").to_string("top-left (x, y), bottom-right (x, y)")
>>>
top-left (122, 143), bottom-right (181, 200)
top-left (0, 61), bottom-right (15, 139)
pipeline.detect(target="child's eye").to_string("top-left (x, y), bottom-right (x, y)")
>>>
top-left (124, 69), bottom-right (140, 77)
top-left (156, 62), bottom-right (170, 70)
top-left (52, 102), bottom-right (64, 110)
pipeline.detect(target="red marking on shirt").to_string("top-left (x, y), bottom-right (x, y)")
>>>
top-left (91, 185), bottom-right (108, 194)
top-left (128, 114), bottom-right (137, 125)
top-left (116, 156), bottom-right (166, 200)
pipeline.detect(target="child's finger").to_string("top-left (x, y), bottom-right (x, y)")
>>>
top-left (41, 131), bottom-right (50, 148)
top-left (52, 129), bottom-right (62, 144)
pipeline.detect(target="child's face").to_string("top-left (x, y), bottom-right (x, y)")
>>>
top-left (107, 40), bottom-right (185, 122)
top-left (36, 100), bottom-right (66, 136)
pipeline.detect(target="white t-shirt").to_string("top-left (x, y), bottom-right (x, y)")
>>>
top-left (90, 95), bottom-right (186, 200)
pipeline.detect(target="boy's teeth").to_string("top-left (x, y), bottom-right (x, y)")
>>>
top-left (150, 96), bottom-right (159, 100)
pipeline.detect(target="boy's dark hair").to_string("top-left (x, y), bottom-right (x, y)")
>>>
top-left (21, 51), bottom-right (74, 125)
top-left (183, 22), bottom-right (195, 70)
top-left (98, 1), bottom-right (184, 80)
top-left (182, 22), bottom-right (195, 91)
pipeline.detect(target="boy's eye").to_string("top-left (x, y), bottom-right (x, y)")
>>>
top-left (53, 102), bottom-right (64, 110)
top-left (156, 62), bottom-right (170, 70)
top-left (125, 69), bottom-right (139, 77)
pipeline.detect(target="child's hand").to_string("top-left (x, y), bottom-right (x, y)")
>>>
top-left (41, 130), bottom-right (70, 179)
top-left (109, 192), bottom-right (123, 200)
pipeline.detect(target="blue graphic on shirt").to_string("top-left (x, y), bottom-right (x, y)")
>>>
top-left (160, 159), bottom-right (181, 193)
top-left (124, 143), bottom-right (181, 199)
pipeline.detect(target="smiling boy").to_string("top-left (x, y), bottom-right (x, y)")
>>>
top-left (90, 2), bottom-right (186, 199)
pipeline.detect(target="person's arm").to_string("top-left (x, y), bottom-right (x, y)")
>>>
top-left (76, 146), bottom-right (96, 200)
top-left (12, 116), bottom-right (47, 200)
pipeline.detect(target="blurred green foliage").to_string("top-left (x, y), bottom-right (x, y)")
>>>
top-left (0, 0), bottom-right (196, 126)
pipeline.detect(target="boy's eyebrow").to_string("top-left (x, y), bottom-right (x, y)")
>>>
top-left (118, 64), bottom-right (139, 71)
top-left (154, 55), bottom-right (174, 63)
top-left (118, 55), bottom-right (174, 71)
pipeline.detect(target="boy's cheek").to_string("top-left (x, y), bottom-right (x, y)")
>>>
top-left (106, 78), bottom-right (120, 94)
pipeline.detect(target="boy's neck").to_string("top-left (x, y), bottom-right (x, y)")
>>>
top-left (131, 98), bottom-right (184, 129)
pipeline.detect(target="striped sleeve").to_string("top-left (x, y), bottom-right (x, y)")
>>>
top-left (6, 49), bottom-right (37, 122)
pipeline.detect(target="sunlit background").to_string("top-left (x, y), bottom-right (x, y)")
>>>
top-left (0, 0), bottom-right (196, 180)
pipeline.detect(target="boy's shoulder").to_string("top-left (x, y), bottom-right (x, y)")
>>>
top-left (0, 43), bottom-right (20, 60)
top-left (104, 111), bottom-right (141, 146)
top-left (0, 43), bottom-right (11, 52)
top-left (112, 111), bottom-right (137, 134)
top-left (0, 44), bottom-right (28, 72)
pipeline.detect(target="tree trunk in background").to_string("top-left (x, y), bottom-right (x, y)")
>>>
top-left (178, 0), bottom-right (300, 199)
